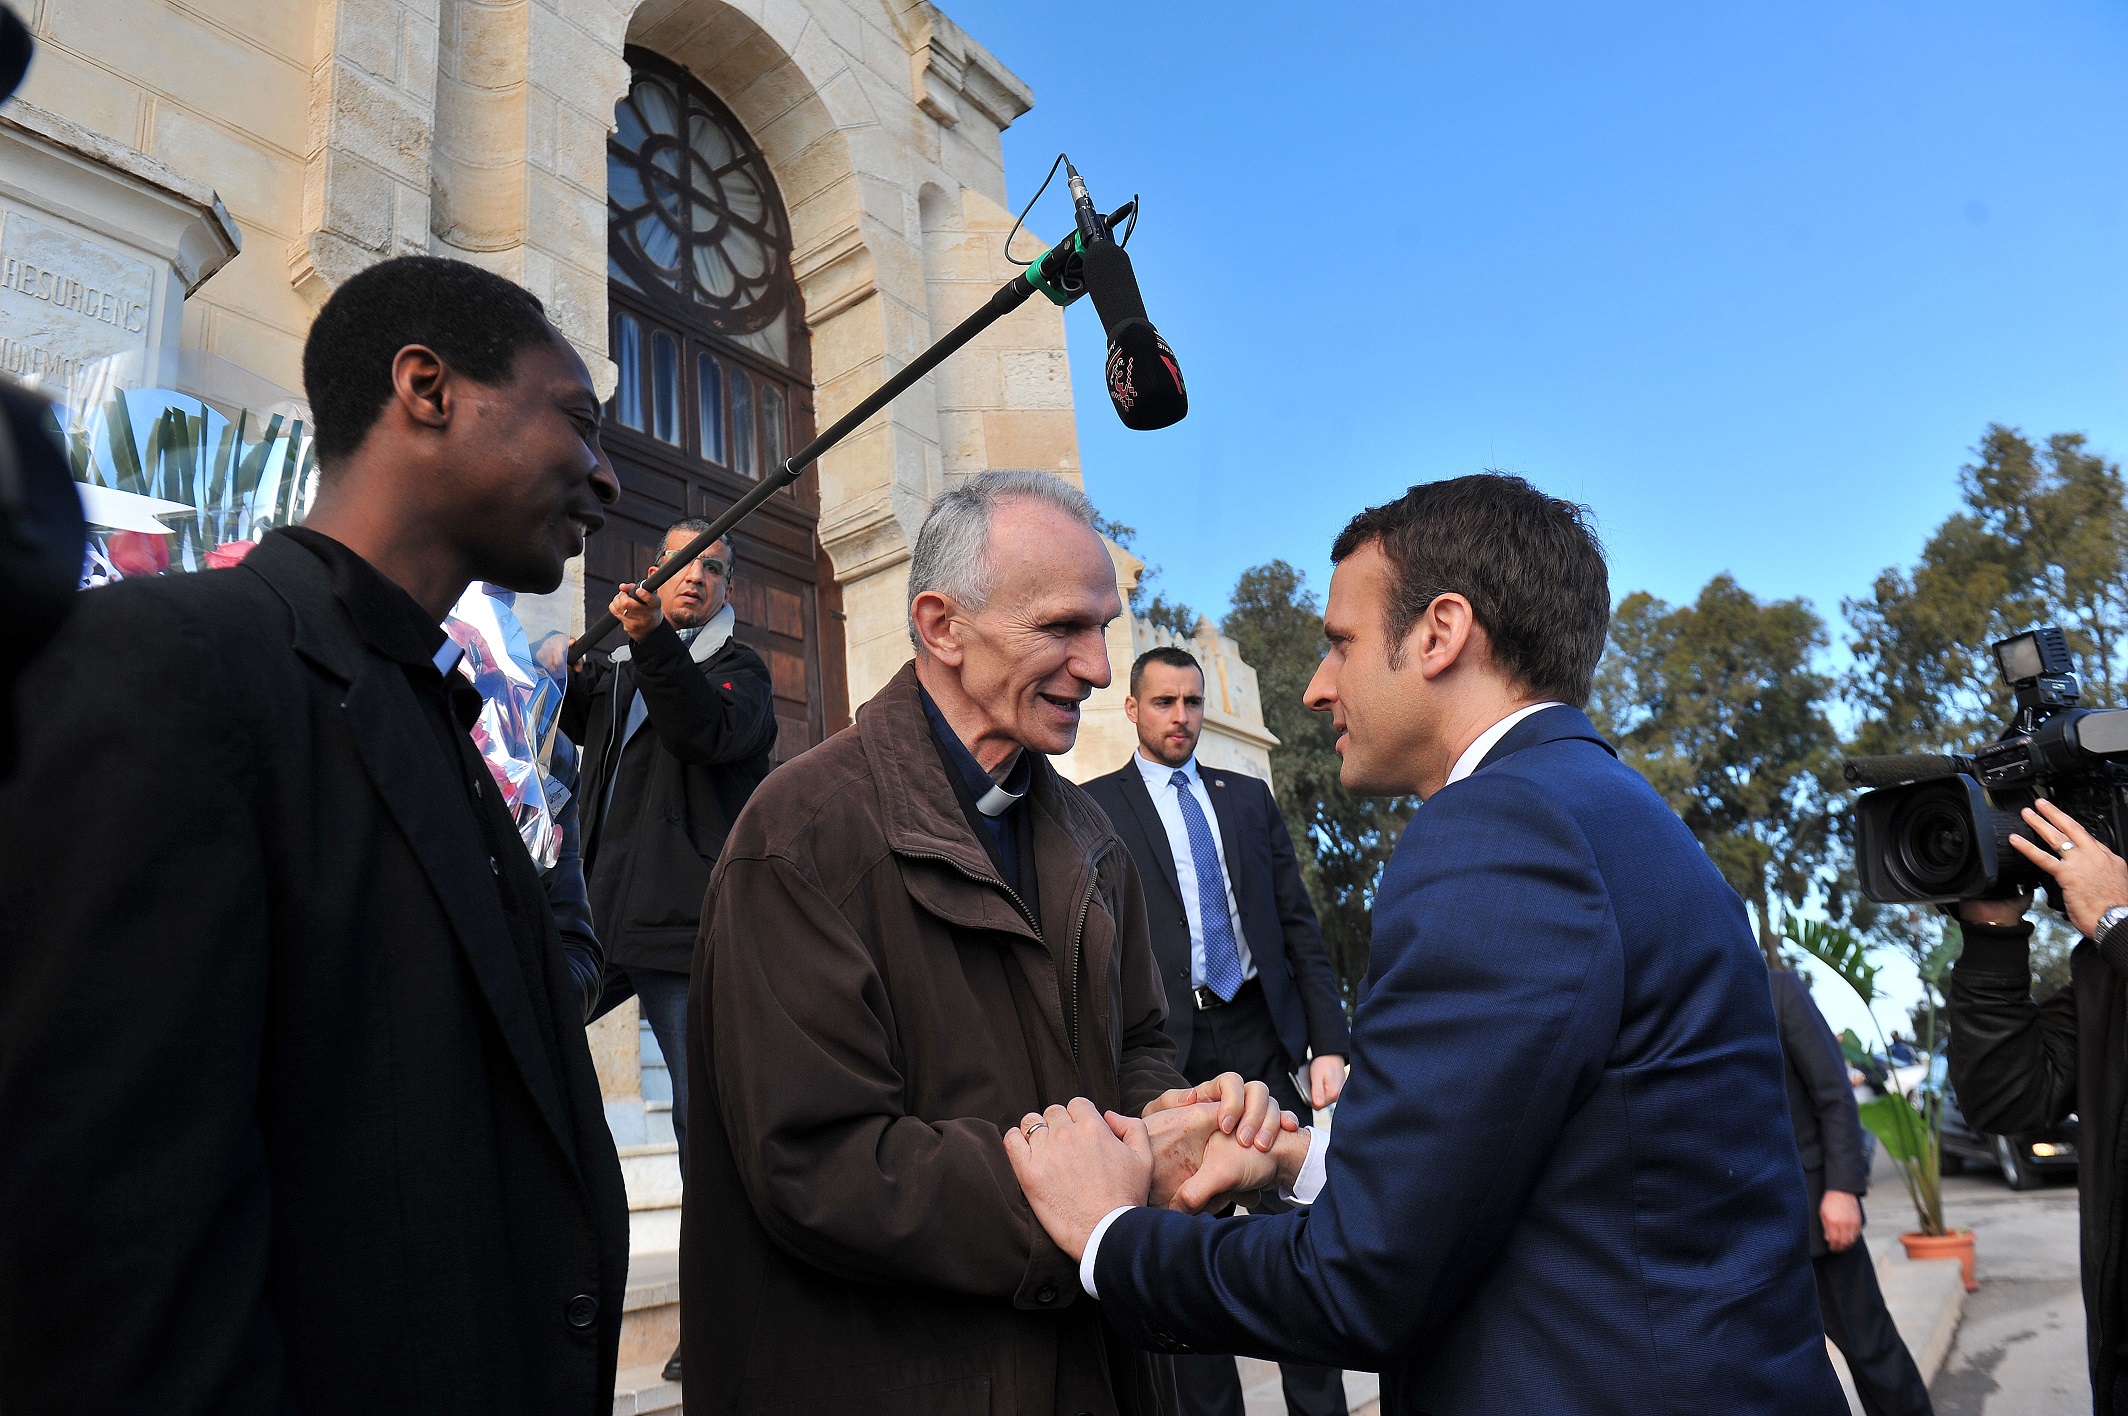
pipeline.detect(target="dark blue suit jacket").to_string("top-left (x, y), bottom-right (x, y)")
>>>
top-left (1082, 762), bottom-right (1350, 1073)
top-left (1093, 707), bottom-right (1842, 1414)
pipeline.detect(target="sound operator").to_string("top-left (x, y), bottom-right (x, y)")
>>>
top-left (1948, 797), bottom-right (2128, 1412)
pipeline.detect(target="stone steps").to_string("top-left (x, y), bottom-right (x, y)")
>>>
top-left (616, 1250), bottom-right (682, 1416)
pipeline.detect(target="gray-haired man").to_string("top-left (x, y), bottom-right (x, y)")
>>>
top-left (676, 472), bottom-right (1287, 1415)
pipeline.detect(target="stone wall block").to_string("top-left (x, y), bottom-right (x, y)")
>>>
top-left (455, 0), bottom-right (532, 90)
top-left (694, 25), bottom-right (787, 103)
top-left (735, 56), bottom-right (817, 133)
top-left (774, 129), bottom-right (852, 213)
top-left (529, 2), bottom-right (624, 104)
top-left (757, 0), bottom-right (811, 55)
top-left (524, 88), bottom-right (559, 172)
top-left (558, 0), bottom-right (630, 52)
top-left (980, 410), bottom-right (1078, 472)
top-left (402, 16), bottom-right (442, 104)
top-left (526, 170), bottom-right (605, 268)
top-left (755, 98), bottom-right (835, 173)
top-left (152, 104), bottom-right (303, 236)
top-left (392, 180), bottom-right (433, 256)
top-left (1000, 348), bottom-right (1071, 409)
top-left (12, 36), bottom-right (144, 141)
top-left (47, 0), bottom-right (307, 152)
top-left (938, 410), bottom-right (985, 471)
top-left (338, 0), bottom-right (407, 82)
top-left (428, 150), bottom-right (527, 251)
top-left (184, 0), bottom-right (314, 63)
top-left (330, 66), bottom-right (435, 187)
top-left (552, 100), bottom-right (608, 193)
top-left (542, 255), bottom-right (608, 364)
top-left (322, 151), bottom-right (397, 250)
top-left (806, 299), bottom-right (887, 391)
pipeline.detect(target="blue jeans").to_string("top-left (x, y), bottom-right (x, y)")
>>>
top-left (595, 964), bottom-right (691, 1167)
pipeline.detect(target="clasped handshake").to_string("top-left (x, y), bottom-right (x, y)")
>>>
top-left (1004, 1074), bottom-right (1310, 1262)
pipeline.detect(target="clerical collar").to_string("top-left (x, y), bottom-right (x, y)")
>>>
top-left (917, 685), bottom-right (1030, 817)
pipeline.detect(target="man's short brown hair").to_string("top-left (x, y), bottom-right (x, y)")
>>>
top-left (1129, 645), bottom-right (1203, 697)
top-left (1330, 474), bottom-right (1609, 706)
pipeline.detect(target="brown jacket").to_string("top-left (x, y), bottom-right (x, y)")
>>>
top-left (681, 663), bottom-right (1187, 1416)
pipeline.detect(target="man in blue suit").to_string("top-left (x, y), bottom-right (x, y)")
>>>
top-left (1007, 475), bottom-right (1844, 1414)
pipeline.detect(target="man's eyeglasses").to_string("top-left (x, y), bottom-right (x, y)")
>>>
top-left (655, 551), bottom-right (730, 577)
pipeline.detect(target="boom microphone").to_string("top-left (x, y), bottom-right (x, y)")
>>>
top-left (1841, 754), bottom-right (1966, 788)
top-left (1066, 160), bottom-right (1187, 431)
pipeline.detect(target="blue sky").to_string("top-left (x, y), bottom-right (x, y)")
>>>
top-left (946, 0), bottom-right (2128, 1038)
top-left (954, 0), bottom-right (2128, 630)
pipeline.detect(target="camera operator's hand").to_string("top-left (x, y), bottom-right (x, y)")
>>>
top-left (2005, 797), bottom-right (2128, 939)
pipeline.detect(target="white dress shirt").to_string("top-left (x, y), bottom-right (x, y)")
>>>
top-left (1133, 751), bottom-right (1254, 988)
top-left (1077, 701), bottom-right (1569, 1299)
top-left (1446, 701), bottom-right (1565, 788)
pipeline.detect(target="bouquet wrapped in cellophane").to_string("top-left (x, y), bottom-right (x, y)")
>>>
top-left (444, 583), bottom-right (569, 870)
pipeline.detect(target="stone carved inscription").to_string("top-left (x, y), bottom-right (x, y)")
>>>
top-left (0, 208), bottom-right (155, 385)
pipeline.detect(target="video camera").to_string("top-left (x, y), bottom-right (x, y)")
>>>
top-left (1848, 625), bottom-right (2128, 904)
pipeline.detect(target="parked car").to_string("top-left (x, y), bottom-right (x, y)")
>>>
top-left (1923, 1054), bottom-right (2079, 1191)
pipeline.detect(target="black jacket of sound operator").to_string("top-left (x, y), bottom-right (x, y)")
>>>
top-left (1947, 917), bottom-right (2121, 1412)
top-left (561, 612), bottom-right (777, 974)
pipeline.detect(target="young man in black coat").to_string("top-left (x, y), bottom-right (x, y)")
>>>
top-left (0, 257), bottom-right (631, 1416)
top-left (1081, 645), bottom-right (1352, 1416)
top-left (561, 518), bottom-right (776, 1382)
top-left (1770, 967), bottom-right (1933, 1415)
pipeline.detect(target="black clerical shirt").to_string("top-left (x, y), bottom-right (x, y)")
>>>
top-left (918, 684), bottom-right (1035, 914)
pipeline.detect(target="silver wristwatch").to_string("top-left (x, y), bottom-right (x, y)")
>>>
top-left (2096, 904), bottom-right (2128, 941)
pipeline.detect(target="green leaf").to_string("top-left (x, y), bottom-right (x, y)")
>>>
top-left (1859, 1093), bottom-right (1927, 1163)
top-left (1782, 915), bottom-right (1878, 1005)
top-left (1919, 925), bottom-right (1964, 987)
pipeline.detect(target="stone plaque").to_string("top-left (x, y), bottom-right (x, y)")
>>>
top-left (0, 208), bottom-right (155, 386)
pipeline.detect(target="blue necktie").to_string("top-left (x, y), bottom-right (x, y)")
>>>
top-left (1172, 769), bottom-right (1244, 1001)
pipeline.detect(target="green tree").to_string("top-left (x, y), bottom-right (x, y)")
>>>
top-left (1590, 574), bottom-right (1841, 964)
top-left (1094, 515), bottom-right (1199, 636)
top-left (1222, 562), bottom-right (1416, 1008)
top-left (1846, 425), bottom-right (2128, 757)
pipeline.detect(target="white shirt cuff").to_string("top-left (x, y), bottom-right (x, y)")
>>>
top-left (1280, 1127), bottom-right (1325, 1206)
top-left (1079, 1205), bottom-right (1135, 1298)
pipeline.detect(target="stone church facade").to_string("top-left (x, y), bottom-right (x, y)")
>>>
top-left (6, 0), bottom-right (1276, 1391)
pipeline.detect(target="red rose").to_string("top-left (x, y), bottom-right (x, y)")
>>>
top-left (107, 531), bottom-right (171, 577)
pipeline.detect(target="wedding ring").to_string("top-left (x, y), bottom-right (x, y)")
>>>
top-left (2060, 839), bottom-right (2078, 852)
top-left (1023, 1121), bottom-right (1047, 1137)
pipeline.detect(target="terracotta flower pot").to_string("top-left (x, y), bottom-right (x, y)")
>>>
top-left (1899, 1229), bottom-right (1978, 1291)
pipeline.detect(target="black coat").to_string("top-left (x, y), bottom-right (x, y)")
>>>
top-left (1082, 761), bottom-right (1350, 1073)
top-left (562, 616), bottom-right (776, 974)
top-left (1769, 968), bottom-right (1870, 1256)
top-left (0, 530), bottom-right (630, 1416)
top-left (1948, 918), bottom-right (2117, 1409)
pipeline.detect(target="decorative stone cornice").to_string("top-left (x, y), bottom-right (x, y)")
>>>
top-left (817, 494), bottom-right (910, 584)
top-left (792, 224), bottom-right (876, 326)
top-left (0, 101), bottom-right (241, 293)
top-left (903, 5), bottom-right (1034, 132)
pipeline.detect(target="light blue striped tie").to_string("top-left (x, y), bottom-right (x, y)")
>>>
top-left (1173, 770), bottom-right (1243, 1001)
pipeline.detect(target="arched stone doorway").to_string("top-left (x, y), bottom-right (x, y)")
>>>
top-left (596, 44), bottom-right (846, 761)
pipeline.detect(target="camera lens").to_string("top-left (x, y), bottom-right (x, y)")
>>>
top-left (1892, 795), bottom-right (1974, 895)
